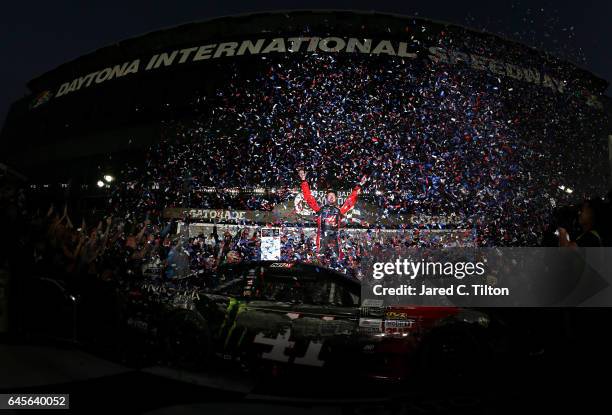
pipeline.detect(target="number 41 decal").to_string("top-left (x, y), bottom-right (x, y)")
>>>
top-left (254, 329), bottom-right (324, 367)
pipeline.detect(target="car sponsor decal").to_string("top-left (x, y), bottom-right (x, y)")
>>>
top-left (360, 299), bottom-right (385, 318)
top-left (385, 311), bottom-right (410, 320)
top-left (253, 328), bottom-right (325, 367)
top-left (384, 319), bottom-right (416, 329)
top-left (269, 262), bottom-right (294, 268)
top-left (218, 297), bottom-right (248, 350)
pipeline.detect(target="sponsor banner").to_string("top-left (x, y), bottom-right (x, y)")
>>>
top-left (164, 207), bottom-right (283, 223)
top-left (163, 202), bottom-right (468, 228)
top-left (361, 247), bottom-right (612, 307)
top-left (164, 208), bottom-right (249, 221)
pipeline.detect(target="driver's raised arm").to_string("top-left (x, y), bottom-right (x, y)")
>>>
top-left (340, 175), bottom-right (367, 215)
top-left (298, 169), bottom-right (320, 213)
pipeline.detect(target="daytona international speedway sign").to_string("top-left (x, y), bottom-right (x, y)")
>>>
top-left (40, 36), bottom-right (602, 109)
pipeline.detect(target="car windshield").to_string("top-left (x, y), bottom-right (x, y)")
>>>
top-left (256, 276), bottom-right (330, 304)
top-left (215, 264), bottom-right (360, 305)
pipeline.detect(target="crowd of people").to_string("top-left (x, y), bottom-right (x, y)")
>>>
top-left (1, 186), bottom-right (610, 288)
top-left (0, 194), bottom-right (478, 283)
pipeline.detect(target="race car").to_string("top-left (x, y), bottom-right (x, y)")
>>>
top-left (16, 260), bottom-right (499, 382)
top-left (113, 261), bottom-right (494, 381)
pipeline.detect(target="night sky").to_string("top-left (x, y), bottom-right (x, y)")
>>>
top-left (1, 0), bottom-right (610, 127)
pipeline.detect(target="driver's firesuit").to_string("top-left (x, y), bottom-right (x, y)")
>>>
top-left (300, 180), bottom-right (362, 260)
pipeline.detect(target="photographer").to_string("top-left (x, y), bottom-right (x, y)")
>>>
top-left (558, 198), bottom-right (604, 247)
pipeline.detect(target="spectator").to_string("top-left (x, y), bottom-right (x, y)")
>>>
top-left (558, 198), bottom-right (605, 247)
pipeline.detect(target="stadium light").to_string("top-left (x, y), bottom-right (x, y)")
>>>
top-left (558, 185), bottom-right (573, 194)
top-left (96, 180), bottom-right (105, 188)
top-left (103, 174), bottom-right (114, 183)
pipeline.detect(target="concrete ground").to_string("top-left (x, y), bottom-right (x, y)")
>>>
top-left (0, 340), bottom-right (606, 414)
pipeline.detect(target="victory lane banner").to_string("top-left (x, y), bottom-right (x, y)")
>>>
top-left (361, 248), bottom-right (612, 307)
